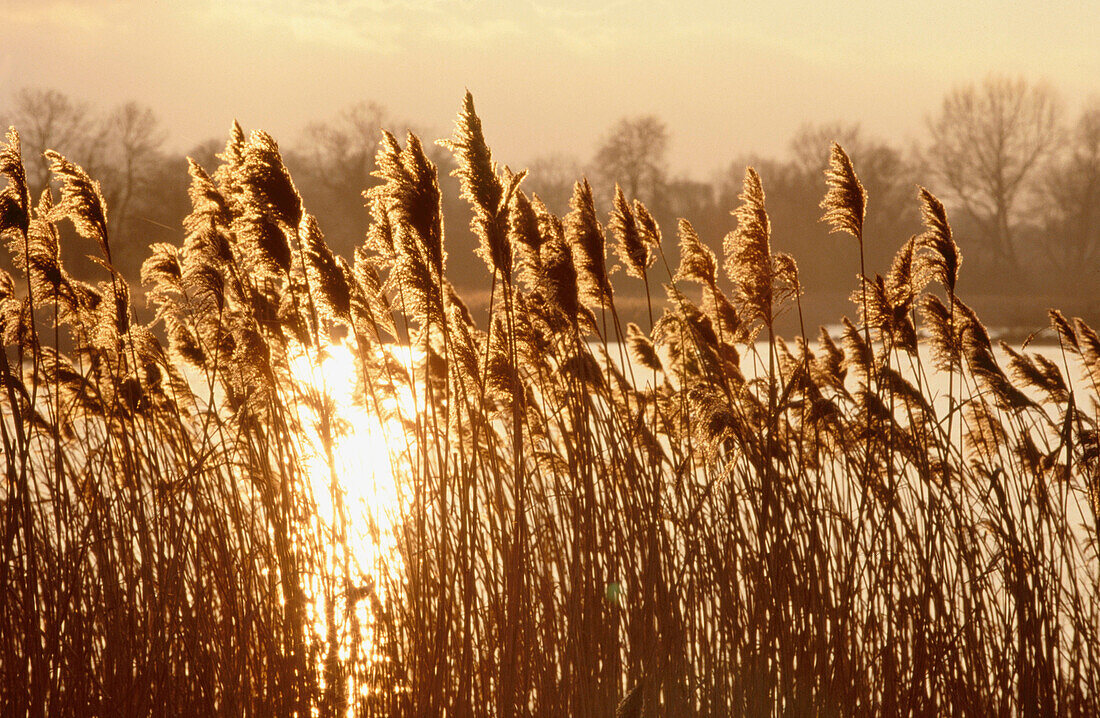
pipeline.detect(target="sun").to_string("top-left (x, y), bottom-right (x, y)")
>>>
top-left (288, 340), bottom-right (411, 577)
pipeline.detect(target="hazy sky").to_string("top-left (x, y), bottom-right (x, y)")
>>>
top-left (3, 0), bottom-right (1098, 178)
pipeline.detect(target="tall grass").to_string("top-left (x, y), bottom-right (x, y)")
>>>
top-left (2, 94), bottom-right (1099, 716)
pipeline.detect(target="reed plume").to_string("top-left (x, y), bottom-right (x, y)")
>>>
top-left (916, 186), bottom-right (960, 295)
top-left (609, 186), bottom-right (651, 280)
top-left (820, 143), bottom-right (866, 241)
top-left (0, 129), bottom-right (30, 238)
top-left (565, 178), bottom-right (613, 309)
top-left (724, 167), bottom-right (789, 333)
top-left (443, 92), bottom-right (514, 282)
top-left (44, 150), bottom-right (111, 261)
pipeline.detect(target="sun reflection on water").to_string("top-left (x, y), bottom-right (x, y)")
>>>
top-left (285, 339), bottom-right (418, 706)
top-left (288, 341), bottom-right (414, 577)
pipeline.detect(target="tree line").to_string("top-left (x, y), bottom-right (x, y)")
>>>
top-left (3, 77), bottom-right (1097, 328)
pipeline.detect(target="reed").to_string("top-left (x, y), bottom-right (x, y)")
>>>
top-left (2, 98), bottom-right (1099, 717)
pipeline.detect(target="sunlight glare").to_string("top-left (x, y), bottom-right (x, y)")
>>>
top-left (288, 341), bottom-right (413, 581)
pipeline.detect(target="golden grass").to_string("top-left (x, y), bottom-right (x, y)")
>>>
top-left (2, 97), bottom-right (1099, 716)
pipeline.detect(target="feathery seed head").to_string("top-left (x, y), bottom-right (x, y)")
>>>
top-left (0, 128), bottom-right (30, 237)
top-left (626, 322), bottom-right (663, 373)
top-left (371, 131), bottom-right (444, 280)
top-left (675, 219), bottom-right (717, 287)
top-left (724, 167), bottom-right (775, 328)
top-left (302, 213), bottom-right (351, 320)
top-left (565, 178), bottom-right (613, 307)
top-left (237, 212), bottom-right (292, 275)
top-left (633, 199), bottom-right (662, 247)
top-left (238, 130), bottom-right (303, 231)
top-left (444, 92), bottom-right (513, 281)
top-left (45, 151), bottom-right (111, 261)
top-left (185, 159), bottom-right (232, 232)
top-left (536, 204), bottom-right (582, 325)
top-left (609, 185), bottom-right (651, 279)
top-left (820, 143), bottom-right (866, 241)
top-left (916, 187), bottom-right (961, 294)
top-left (1049, 309), bottom-right (1079, 353)
top-left (509, 189), bottom-right (542, 290)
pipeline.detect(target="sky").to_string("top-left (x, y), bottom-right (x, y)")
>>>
top-left (2, 0), bottom-right (1098, 179)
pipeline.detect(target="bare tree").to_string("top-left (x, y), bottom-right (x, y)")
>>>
top-left (790, 123), bottom-right (866, 177)
top-left (523, 153), bottom-right (582, 215)
top-left (791, 123), bottom-right (917, 245)
top-left (926, 77), bottom-right (1062, 276)
top-left (5, 88), bottom-right (107, 194)
top-left (299, 102), bottom-right (387, 194)
top-left (102, 102), bottom-right (166, 240)
top-left (294, 102), bottom-right (388, 248)
top-left (1037, 100), bottom-right (1100, 282)
top-left (594, 115), bottom-right (668, 205)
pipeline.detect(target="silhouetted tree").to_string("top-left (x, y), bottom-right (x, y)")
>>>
top-left (1037, 99), bottom-right (1100, 289)
top-left (791, 123), bottom-right (918, 269)
top-left (102, 101), bottom-right (166, 241)
top-left (292, 102), bottom-right (388, 252)
top-left (523, 153), bottom-right (582, 215)
top-left (594, 115), bottom-right (668, 206)
top-left (4, 88), bottom-right (107, 193)
top-left (664, 178), bottom-right (715, 222)
top-left (926, 77), bottom-right (1062, 278)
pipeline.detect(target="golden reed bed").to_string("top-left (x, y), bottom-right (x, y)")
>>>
top-left (2, 94), bottom-right (1099, 716)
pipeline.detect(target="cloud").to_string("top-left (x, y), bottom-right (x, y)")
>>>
top-left (6, 0), bottom-right (117, 31)
top-left (1, 0), bottom-right (1096, 179)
